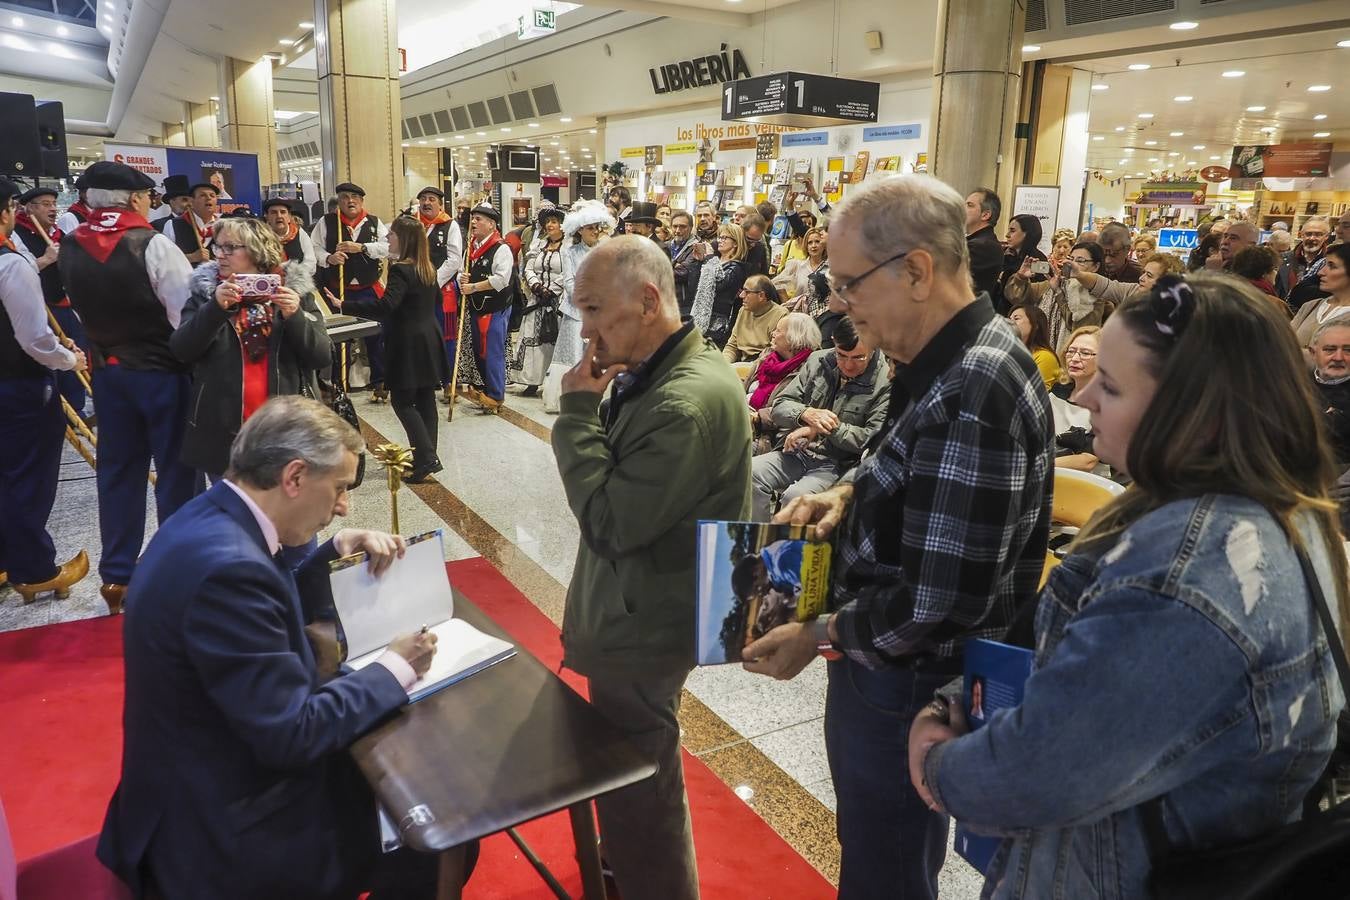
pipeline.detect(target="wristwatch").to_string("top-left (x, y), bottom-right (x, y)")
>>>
top-left (811, 615), bottom-right (842, 661)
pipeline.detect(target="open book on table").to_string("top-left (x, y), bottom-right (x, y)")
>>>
top-left (329, 530), bottom-right (515, 702)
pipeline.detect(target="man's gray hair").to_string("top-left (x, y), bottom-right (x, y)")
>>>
top-left (1099, 221), bottom-right (1131, 249)
top-left (1311, 319), bottom-right (1350, 346)
top-left (833, 175), bottom-right (968, 275)
top-left (1228, 220), bottom-right (1260, 242)
top-left (226, 396), bottom-right (364, 489)
top-left (594, 234), bottom-right (679, 313)
top-left (779, 311), bottom-right (822, 353)
top-left (1303, 215), bottom-right (1331, 233)
top-left (87, 188), bottom-right (139, 209)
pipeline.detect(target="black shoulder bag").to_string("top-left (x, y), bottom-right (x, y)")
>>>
top-left (1144, 543), bottom-right (1350, 899)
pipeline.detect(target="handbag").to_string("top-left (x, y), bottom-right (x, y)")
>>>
top-left (537, 299), bottom-right (560, 345)
top-left (1144, 541), bottom-right (1350, 899)
top-left (310, 359), bottom-right (366, 489)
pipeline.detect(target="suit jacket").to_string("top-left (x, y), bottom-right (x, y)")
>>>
top-left (340, 264), bottom-right (448, 390)
top-left (967, 226), bottom-right (1004, 312)
top-left (97, 483), bottom-right (409, 900)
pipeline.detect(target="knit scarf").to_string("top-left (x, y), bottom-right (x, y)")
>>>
top-left (68, 208), bottom-right (153, 264)
top-left (748, 347), bottom-right (812, 410)
top-left (418, 210), bottom-right (451, 228)
top-left (229, 267), bottom-right (282, 361)
top-left (14, 211), bottom-right (61, 244)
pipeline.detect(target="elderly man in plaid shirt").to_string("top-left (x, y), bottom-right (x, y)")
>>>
top-left (744, 175), bottom-right (1054, 900)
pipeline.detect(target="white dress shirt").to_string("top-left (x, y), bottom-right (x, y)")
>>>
top-left (0, 250), bottom-right (78, 370)
top-left (431, 221), bottom-right (463, 289)
top-left (143, 233), bottom-right (195, 328)
top-left (160, 211), bottom-right (217, 248)
top-left (469, 238), bottom-right (513, 291)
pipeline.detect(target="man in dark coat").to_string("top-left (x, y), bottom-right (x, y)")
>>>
top-left (964, 187), bottom-right (1004, 311)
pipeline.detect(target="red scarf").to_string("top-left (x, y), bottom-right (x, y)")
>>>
top-left (338, 211), bottom-right (367, 233)
top-left (14, 211), bottom-right (61, 244)
top-left (66, 201), bottom-right (91, 221)
top-left (182, 211), bottom-right (211, 242)
top-left (277, 220), bottom-right (299, 252)
top-left (69, 208), bottom-right (154, 264)
top-left (418, 211), bottom-right (451, 228)
top-left (469, 232), bottom-right (502, 262)
top-left (748, 347), bottom-right (812, 410)
top-left (1249, 278), bottom-right (1278, 297)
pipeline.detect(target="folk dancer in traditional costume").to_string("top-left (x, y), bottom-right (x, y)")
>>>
top-left (509, 206), bottom-right (564, 397)
top-left (264, 197), bottom-right (317, 282)
top-left (54, 172), bottom-right (91, 235)
top-left (0, 176), bottom-right (91, 604)
top-left (161, 182), bottom-right (219, 267)
top-left (456, 204), bottom-right (514, 414)
top-left (312, 182), bottom-right (390, 401)
top-left (412, 186), bottom-right (463, 404)
top-left (59, 161), bottom-right (200, 614)
top-left (152, 175), bottom-right (191, 224)
top-left (543, 199), bottom-right (615, 412)
top-left (14, 185), bottom-right (90, 418)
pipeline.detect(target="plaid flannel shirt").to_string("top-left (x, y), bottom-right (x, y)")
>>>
top-left (830, 296), bottom-right (1054, 668)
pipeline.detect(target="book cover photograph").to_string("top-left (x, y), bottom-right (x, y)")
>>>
top-left (695, 521), bottom-right (832, 665)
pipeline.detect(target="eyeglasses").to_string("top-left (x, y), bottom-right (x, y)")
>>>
top-left (212, 243), bottom-right (247, 256)
top-left (1064, 348), bottom-right (1097, 359)
top-left (826, 249), bottom-right (909, 307)
top-left (835, 349), bottom-right (871, 363)
top-left (1069, 256), bottom-right (1096, 265)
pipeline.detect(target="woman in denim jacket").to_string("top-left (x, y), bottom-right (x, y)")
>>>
top-left (909, 274), bottom-right (1350, 900)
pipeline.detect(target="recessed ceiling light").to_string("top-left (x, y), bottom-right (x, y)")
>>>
top-left (1138, 112), bottom-right (1154, 118)
top-left (1261, 126), bottom-right (1277, 133)
top-left (1308, 85), bottom-right (1331, 92)
top-left (1103, 169), bottom-right (1114, 174)
top-left (1092, 135), bottom-right (1104, 141)
top-left (1118, 159), bottom-right (1128, 165)
top-left (1144, 140), bottom-right (1157, 145)
top-left (209, 95), bottom-right (219, 101)
top-left (1114, 126), bottom-right (1126, 132)
top-left (1023, 45), bottom-right (1040, 53)
top-left (559, 116), bottom-right (572, 122)
top-left (1315, 114), bottom-right (1328, 120)
top-left (11, 16), bottom-right (23, 25)
top-left (1169, 131), bottom-right (1184, 137)
top-left (1128, 63), bottom-right (1151, 71)
top-left (1092, 83), bottom-right (1109, 91)
top-left (401, 142), bottom-right (409, 147)
top-left (454, 134), bottom-right (465, 140)
top-left (1149, 157), bottom-right (1160, 162)
top-left (1246, 105), bottom-right (1266, 112)
top-left (500, 127), bottom-right (511, 132)
top-left (1134, 172), bottom-right (1145, 177)
top-left (1210, 156), bottom-right (1221, 160)
top-left (56, 25), bottom-right (68, 35)
top-left (1314, 131), bottom-right (1331, 138)
top-left (299, 20), bottom-right (313, 28)
top-left (417, 140), bottom-right (427, 144)
top-left (1169, 21), bottom-right (1198, 30)
top-left (589, 129), bottom-right (598, 134)
top-left (1167, 152), bottom-right (1179, 156)
top-left (280, 38), bottom-right (295, 45)
top-left (1174, 95), bottom-right (1193, 102)
top-left (476, 131), bottom-right (486, 136)
top-left (1338, 39), bottom-right (1350, 48)
top-left (1222, 70), bottom-right (1245, 78)
top-left (1186, 160), bottom-right (1198, 165)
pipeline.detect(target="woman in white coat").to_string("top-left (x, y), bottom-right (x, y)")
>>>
top-left (543, 200), bottom-right (615, 412)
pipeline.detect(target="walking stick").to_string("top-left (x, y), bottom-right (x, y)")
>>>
top-left (45, 308), bottom-right (94, 397)
top-left (65, 425), bottom-right (96, 470)
top-left (446, 239), bottom-right (471, 423)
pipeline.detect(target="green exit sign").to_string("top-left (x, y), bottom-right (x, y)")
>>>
top-left (534, 8), bottom-right (555, 29)
top-left (518, 7), bottom-right (556, 39)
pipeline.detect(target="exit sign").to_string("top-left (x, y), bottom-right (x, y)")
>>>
top-left (518, 8), bottom-right (556, 40)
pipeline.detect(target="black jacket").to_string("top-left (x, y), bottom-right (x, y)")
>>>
top-left (667, 239), bottom-right (705, 316)
top-left (745, 238), bottom-right (770, 277)
top-left (967, 226), bottom-right (1005, 312)
top-left (339, 263), bottom-right (448, 391)
top-left (171, 260), bottom-right (333, 475)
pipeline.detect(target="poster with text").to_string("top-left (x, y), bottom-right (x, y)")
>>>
top-left (1012, 185), bottom-right (1060, 255)
top-left (168, 147), bottom-right (262, 214)
top-left (1229, 143), bottom-right (1333, 190)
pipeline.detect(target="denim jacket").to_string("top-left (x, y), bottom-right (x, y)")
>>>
top-left (925, 494), bottom-right (1345, 900)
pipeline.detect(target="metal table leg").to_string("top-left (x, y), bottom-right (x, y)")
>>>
top-left (435, 844), bottom-right (468, 900)
top-left (568, 800), bottom-right (606, 900)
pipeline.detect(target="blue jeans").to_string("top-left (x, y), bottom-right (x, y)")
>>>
top-left (825, 656), bottom-right (961, 900)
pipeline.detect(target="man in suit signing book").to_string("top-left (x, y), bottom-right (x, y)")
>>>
top-left (98, 395), bottom-right (468, 900)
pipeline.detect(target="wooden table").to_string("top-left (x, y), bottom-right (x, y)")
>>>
top-left (350, 591), bottom-right (658, 900)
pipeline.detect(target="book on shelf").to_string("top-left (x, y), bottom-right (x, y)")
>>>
top-left (329, 530), bottom-right (516, 702)
top-left (695, 521), bottom-right (832, 665)
top-left (953, 638), bottom-right (1035, 874)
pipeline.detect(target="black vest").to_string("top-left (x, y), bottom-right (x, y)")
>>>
top-left (69, 207), bottom-right (87, 224)
top-left (466, 239), bottom-right (514, 314)
top-left (169, 213), bottom-right (212, 264)
top-left (281, 231), bottom-right (305, 264)
top-left (13, 223), bottom-right (65, 307)
top-left (426, 220), bottom-right (454, 270)
top-left (0, 246), bottom-right (47, 380)
top-left (322, 212), bottom-right (381, 290)
top-left (59, 228), bottom-right (180, 372)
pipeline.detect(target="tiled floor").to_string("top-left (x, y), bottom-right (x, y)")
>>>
top-left (1, 382), bottom-right (987, 898)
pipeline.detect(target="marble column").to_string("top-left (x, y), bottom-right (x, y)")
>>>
top-left (220, 57), bottom-right (280, 186)
top-left (313, 0), bottom-right (402, 220)
top-left (928, 0), bottom-right (1025, 206)
top-left (186, 100), bottom-right (219, 148)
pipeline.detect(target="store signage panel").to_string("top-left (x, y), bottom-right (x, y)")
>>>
top-left (665, 142), bottom-right (699, 155)
top-left (650, 44), bottom-right (751, 95)
top-left (863, 124), bottom-right (921, 142)
top-left (644, 145), bottom-right (663, 166)
top-left (781, 132), bottom-right (828, 147)
top-left (1199, 165), bottom-right (1230, 184)
top-left (1136, 181), bottom-right (1208, 206)
top-left (722, 72), bottom-right (880, 128)
top-left (1011, 185), bottom-right (1059, 255)
top-left (620, 146), bottom-right (646, 158)
top-left (719, 137), bottom-right (757, 151)
top-left (1229, 142), bottom-right (1333, 189)
top-left (518, 8), bottom-right (556, 40)
top-left (1158, 228), bottom-right (1198, 250)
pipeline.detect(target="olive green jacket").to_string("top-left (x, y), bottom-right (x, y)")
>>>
top-left (552, 326), bottom-right (752, 676)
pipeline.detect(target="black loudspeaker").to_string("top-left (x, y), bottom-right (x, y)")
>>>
top-left (0, 92), bottom-right (41, 177)
top-left (35, 100), bottom-right (68, 178)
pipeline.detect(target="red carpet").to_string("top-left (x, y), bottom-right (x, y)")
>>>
top-left (0, 557), bottom-right (834, 899)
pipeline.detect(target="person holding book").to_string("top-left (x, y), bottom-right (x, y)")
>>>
top-left (552, 236), bottom-right (751, 900)
top-left (908, 275), bottom-right (1348, 900)
top-left (739, 175), bottom-right (1054, 900)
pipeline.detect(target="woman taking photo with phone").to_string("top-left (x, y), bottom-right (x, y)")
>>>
top-left (1005, 241), bottom-right (1110, 352)
top-left (171, 216), bottom-right (331, 479)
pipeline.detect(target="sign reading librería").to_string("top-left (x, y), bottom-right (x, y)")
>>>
top-left (650, 44), bottom-right (752, 96)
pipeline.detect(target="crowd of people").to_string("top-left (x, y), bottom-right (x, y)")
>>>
top-left (4, 155), bottom-right (1350, 900)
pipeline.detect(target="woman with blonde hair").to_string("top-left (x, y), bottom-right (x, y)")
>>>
top-left (1050, 325), bottom-right (1106, 474)
top-left (691, 222), bottom-right (749, 347)
top-left (772, 226), bottom-right (828, 310)
top-left (911, 274), bottom-right (1349, 899)
top-left (336, 216), bottom-right (447, 481)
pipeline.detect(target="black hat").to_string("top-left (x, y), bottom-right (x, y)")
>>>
top-left (628, 201), bottom-right (661, 225)
top-left (0, 177), bottom-right (21, 207)
top-left (161, 174), bottom-right (191, 200)
top-left (469, 203), bottom-right (500, 223)
top-left (74, 173), bottom-right (88, 191)
top-left (416, 186), bottom-right (445, 200)
top-left (18, 186), bottom-right (58, 204)
top-left (188, 183), bottom-right (219, 197)
top-left (82, 161), bottom-right (156, 191)
top-left (537, 207), bottom-right (565, 226)
top-left (334, 182), bottom-right (366, 197)
top-left (262, 196), bottom-right (294, 212)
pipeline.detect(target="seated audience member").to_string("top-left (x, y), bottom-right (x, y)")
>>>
top-left (1077, 251), bottom-right (1185, 306)
top-left (774, 226), bottom-right (828, 305)
top-left (1290, 243), bottom-right (1350, 348)
top-left (745, 312), bottom-right (822, 453)
top-left (1008, 304), bottom-right (1060, 389)
top-left (750, 318), bottom-right (889, 518)
top-left (1005, 242), bottom-right (1110, 352)
top-left (98, 396), bottom-right (473, 900)
top-left (1051, 326), bottom-right (1106, 475)
top-left (1311, 321), bottom-right (1350, 532)
top-left (742, 213), bottom-right (771, 277)
top-left (691, 223), bottom-right (750, 348)
top-left (724, 275), bottom-right (789, 363)
top-left (910, 274), bottom-right (1348, 900)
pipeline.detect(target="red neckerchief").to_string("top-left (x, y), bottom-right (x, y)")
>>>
top-left (418, 211), bottom-right (451, 228)
top-left (66, 201), bottom-right (91, 221)
top-left (469, 232), bottom-right (501, 262)
top-left (277, 220), bottom-right (299, 246)
top-left (70, 208), bottom-right (154, 264)
top-left (182, 211), bottom-right (212, 241)
top-left (338, 210), bottom-right (367, 232)
top-left (14, 211), bottom-right (62, 244)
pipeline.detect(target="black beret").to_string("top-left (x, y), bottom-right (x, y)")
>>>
top-left (416, 186), bottom-right (445, 200)
top-left (262, 197), bottom-right (294, 212)
top-left (161, 174), bottom-right (191, 200)
top-left (188, 183), bottom-right (219, 197)
top-left (470, 203), bottom-right (500, 223)
top-left (82, 161), bottom-right (156, 191)
top-left (334, 182), bottom-right (366, 197)
top-left (0, 177), bottom-right (21, 207)
top-left (74, 173), bottom-right (88, 190)
top-left (18, 186), bottom-right (58, 204)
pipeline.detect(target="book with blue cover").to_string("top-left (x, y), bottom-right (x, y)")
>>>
top-left (953, 638), bottom-right (1035, 874)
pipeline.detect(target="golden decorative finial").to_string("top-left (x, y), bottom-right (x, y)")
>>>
top-left (369, 442), bottom-right (414, 532)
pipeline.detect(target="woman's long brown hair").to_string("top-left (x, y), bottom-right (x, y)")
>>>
top-left (389, 215), bottom-right (437, 287)
top-left (1074, 273), bottom-right (1350, 653)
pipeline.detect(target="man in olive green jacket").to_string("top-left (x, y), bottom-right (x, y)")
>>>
top-left (552, 236), bottom-right (751, 900)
